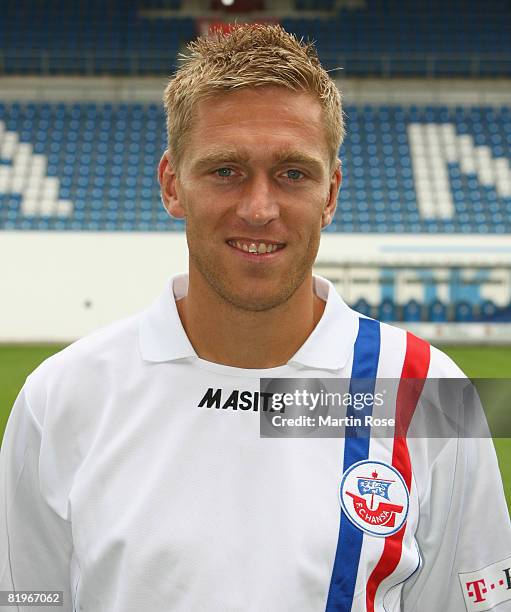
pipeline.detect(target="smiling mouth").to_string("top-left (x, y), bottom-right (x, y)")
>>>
top-left (227, 239), bottom-right (286, 255)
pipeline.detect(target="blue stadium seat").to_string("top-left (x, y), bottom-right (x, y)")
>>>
top-left (377, 298), bottom-right (397, 322)
top-left (478, 299), bottom-right (498, 320)
top-left (402, 299), bottom-right (423, 322)
top-left (428, 300), bottom-right (448, 322)
top-left (352, 298), bottom-right (372, 318)
top-left (454, 301), bottom-right (474, 322)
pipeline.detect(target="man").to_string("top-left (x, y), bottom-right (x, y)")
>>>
top-left (1, 24), bottom-right (510, 612)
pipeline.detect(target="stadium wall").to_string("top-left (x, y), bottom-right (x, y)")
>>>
top-left (2, 231), bottom-right (511, 343)
top-left (2, 77), bottom-right (511, 106)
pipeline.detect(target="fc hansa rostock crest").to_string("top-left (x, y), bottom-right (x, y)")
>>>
top-left (340, 460), bottom-right (409, 537)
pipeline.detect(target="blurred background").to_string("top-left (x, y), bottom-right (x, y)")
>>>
top-left (0, 0), bottom-right (510, 498)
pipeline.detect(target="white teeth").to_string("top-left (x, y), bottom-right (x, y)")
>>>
top-left (257, 243), bottom-right (267, 254)
top-left (248, 243), bottom-right (258, 253)
top-left (242, 243), bottom-right (249, 252)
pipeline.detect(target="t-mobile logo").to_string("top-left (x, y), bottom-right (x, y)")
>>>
top-left (465, 578), bottom-right (487, 603)
top-left (460, 560), bottom-right (511, 611)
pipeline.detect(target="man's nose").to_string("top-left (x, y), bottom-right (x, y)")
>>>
top-left (235, 174), bottom-right (279, 226)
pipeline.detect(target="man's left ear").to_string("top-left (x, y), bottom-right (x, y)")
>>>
top-left (322, 160), bottom-right (342, 229)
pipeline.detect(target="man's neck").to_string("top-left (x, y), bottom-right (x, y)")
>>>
top-left (176, 274), bottom-right (326, 369)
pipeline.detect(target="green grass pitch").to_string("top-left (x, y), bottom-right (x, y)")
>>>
top-left (0, 343), bottom-right (510, 511)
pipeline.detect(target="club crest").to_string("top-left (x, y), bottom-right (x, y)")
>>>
top-left (339, 460), bottom-right (409, 537)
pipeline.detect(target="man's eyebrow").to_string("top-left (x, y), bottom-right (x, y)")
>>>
top-left (191, 147), bottom-right (327, 175)
top-left (192, 149), bottom-right (250, 170)
top-left (271, 149), bottom-right (325, 173)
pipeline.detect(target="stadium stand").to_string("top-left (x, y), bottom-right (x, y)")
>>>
top-left (0, 0), bottom-right (193, 75)
top-left (346, 297), bottom-right (511, 324)
top-left (1, 0), bottom-right (510, 76)
top-left (2, 102), bottom-right (510, 236)
top-left (1, 3), bottom-right (510, 326)
top-left (286, 0), bottom-right (511, 75)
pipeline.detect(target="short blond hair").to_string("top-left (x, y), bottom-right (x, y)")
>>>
top-left (163, 24), bottom-right (344, 171)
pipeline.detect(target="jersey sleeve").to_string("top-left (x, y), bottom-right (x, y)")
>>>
top-left (402, 415), bottom-right (511, 610)
top-left (0, 385), bottom-right (73, 609)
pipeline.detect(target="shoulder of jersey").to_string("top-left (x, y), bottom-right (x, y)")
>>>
top-left (26, 310), bottom-right (143, 391)
top-left (427, 344), bottom-right (467, 378)
top-left (361, 313), bottom-right (467, 380)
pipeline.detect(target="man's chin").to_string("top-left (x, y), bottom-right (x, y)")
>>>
top-left (190, 257), bottom-right (310, 312)
top-left (215, 283), bottom-right (298, 313)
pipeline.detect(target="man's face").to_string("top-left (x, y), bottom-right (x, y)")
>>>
top-left (159, 86), bottom-right (341, 312)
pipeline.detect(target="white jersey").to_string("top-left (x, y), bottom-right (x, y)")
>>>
top-left (1, 274), bottom-right (510, 612)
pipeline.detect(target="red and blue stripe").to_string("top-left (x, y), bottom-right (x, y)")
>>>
top-left (325, 320), bottom-right (431, 612)
top-left (326, 317), bottom-right (381, 611)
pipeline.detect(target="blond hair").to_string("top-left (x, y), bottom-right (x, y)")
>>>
top-left (163, 24), bottom-right (344, 171)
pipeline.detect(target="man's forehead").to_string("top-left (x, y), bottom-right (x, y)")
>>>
top-left (192, 86), bottom-right (323, 123)
top-left (185, 88), bottom-right (328, 157)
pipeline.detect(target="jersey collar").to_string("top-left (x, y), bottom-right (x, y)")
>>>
top-left (139, 273), bottom-right (359, 371)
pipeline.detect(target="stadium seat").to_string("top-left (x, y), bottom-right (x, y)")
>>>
top-left (428, 300), bottom-right (448, 322)
top-left (352, 298), bottom-right (372, 318)
top-left (377, 298), bottom-right (397, 322)
top-left (402, 299), bottom-right (423, 322)
top-left (454, 301), bottom-right (474, 322)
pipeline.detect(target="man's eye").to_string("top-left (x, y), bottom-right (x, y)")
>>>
top-left (285, 169), bottom-right (304, 180)
top-left (215, 167), bottom-right (233, 177)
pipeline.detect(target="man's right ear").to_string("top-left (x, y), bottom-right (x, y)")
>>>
top-left (158, 151), bottom-right (186, 219)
